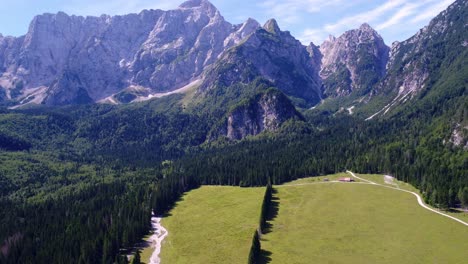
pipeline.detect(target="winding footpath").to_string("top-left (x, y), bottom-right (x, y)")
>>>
top-left (148, 214), bottom-right (169, 264)
top-left (346, 171), bottom-right (468, 227)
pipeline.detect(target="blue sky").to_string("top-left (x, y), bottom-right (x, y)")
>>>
top-left (0, 0), bottom-right (455, 45)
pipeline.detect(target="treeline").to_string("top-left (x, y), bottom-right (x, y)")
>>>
top-left (172, 113), bottom-right (467, 208)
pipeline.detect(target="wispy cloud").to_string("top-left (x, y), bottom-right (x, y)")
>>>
top-left (298, 28), bottom-right (325, 44)
top-left (323, 0), bottom-right (407, 34)
top-left (376, 2), bottom-right (419, 30)
top-left (298, 0), bottom-right (455, 45)
top-left (411, 0), bottom-right (455, 24)
top-left (259, 0), bottom-right (347, 25)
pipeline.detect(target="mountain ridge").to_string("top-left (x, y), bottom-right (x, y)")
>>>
top-left (0, 0), bottom-right (465, 132)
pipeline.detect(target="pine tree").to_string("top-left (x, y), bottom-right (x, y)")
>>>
top-left (459, 187), bottom-right (468, 209)
top-left (131, 249), bottom-right (141, 264)
top-left (248, 231), bottom-right (261, 264)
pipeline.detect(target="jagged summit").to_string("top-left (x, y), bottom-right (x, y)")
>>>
top-left (178, 0), bottom-right (219, 18)
top-left (179, 0), bottom-right (215, 9)
top-left (263, 19), bottom-right (281, 34)
top-left (244, 17), bottom-right (260, 26)
top-left (319, 23), bottom-right (390, 98)
top-left (359, 23), bottom-right (373, 31)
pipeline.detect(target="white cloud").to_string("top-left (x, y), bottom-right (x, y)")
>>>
top-left (298, 0), bottom-right (454, 45)
top-left (298, 28), bottom-right (327, 44)
top-left (259, 0), bottom-right (346, 25)
top-left (323, 0), bottom-right (407, 34)
top-left (376, 2), bottom-right (419, 30)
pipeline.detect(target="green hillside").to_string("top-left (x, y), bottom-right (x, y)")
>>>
top-left (262, 176), bottom-right (468, 263)
top-left (158, 186), bottom-right (264, 264)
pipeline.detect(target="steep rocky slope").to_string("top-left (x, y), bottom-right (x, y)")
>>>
top-left (211, 88), bottom-right (302, 140)
top-left (0, 0), bottom-right (259, 107)
top-left (364, 0), bottom-right (467, 120)
top-left (319, 23), bottom-right (389, 98)
top-left (199, 19), bottom-right (322, 109)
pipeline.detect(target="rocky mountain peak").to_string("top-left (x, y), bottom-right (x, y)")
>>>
top-left (319, 23), bottom-right (389, 98)
top-left (223, 18), bottom-right (260, 48)
top-left (359, 23), bottom-right (373, 31)
top-left (178, 0), bottom-right (218, 16)
top-left (243, 18), bottom-right (260, 28)
top-left (263, 19), bottom-right (281, 34)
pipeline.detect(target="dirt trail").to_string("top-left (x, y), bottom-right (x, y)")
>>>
top-left (148, 214), bottom-right (168, 264)
top-left (346, 171), bottom-right (468, 227)
top-left (277, 181), bottom-right (372, 188)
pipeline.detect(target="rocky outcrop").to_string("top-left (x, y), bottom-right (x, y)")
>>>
top-left (365, 0), bottom-right (467, 119)
top-left (215, 89), bottom-right (302, 140)
top-left (200, 19), bottom-right (322, 108)
top-left (378, 0), bottom-right (467, 98)
top-left (319, 23), bottom-right (389, 98)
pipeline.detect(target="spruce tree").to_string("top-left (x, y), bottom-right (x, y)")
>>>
top-left (248, 231), bottom-right (261, 264)
top-left (131, 249), bottom-right (141, 264)
top-left (459, 187), bottom-right (468, 209)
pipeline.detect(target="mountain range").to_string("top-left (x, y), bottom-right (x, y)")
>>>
top-left (0, 0), bottom-right (466, 141)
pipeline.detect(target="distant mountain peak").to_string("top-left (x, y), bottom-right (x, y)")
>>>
top-left (359, 23), bottom-right (373, 31)
top-left (263, 19), bottom-right (281, 34)
top-left (179, 0), bottom-right (215, 9)
top-left (319, 21), bottom-right (389, 98)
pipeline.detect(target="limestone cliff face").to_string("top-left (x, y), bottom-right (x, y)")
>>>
top-left (215, 89), bottom-right (302, 140)
top-left (319, 23), bottom-right (389, 98)
top-left (0, 0), bottom-right (260, 107)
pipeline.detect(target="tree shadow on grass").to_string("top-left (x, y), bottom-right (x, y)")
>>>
top-left (259, 249), bottom-right (272, 264)
top-left (444, 207), bottom-right (468, 214)
top-left (259, 188), bottom-right (280, 263)
top-left (263, 188), bottom-right (280, 235)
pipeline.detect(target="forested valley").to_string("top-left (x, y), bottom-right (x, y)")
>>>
top-left (0, 77), bottom-right (466, 263)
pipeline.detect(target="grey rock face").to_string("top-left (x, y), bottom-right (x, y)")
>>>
top-left (379, 0), bottom-right (467, 98)
top-left (0, 0), bottom-right (261, 107)
top-left (320, 23), bottom-right (389, 97)
top-left (43, 71), bottom-right (93, 106)
top-left (200, 19), bottom-right (322, 108)
top-left (222, 89), bottom-right (301, 140)
top-left (0, 10), bottom-right (163, 105)
top-left (130, 0), bottom-right (233, 91)
top-left (368, 0), bottom-right (467, 117)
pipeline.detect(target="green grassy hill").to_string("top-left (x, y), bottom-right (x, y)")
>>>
top-left (262, 175), bottom-right (468, 263)
top-left (137, 174), bottom-right (467, 264)
top-left (157, 186), bottom-right (264, 264)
